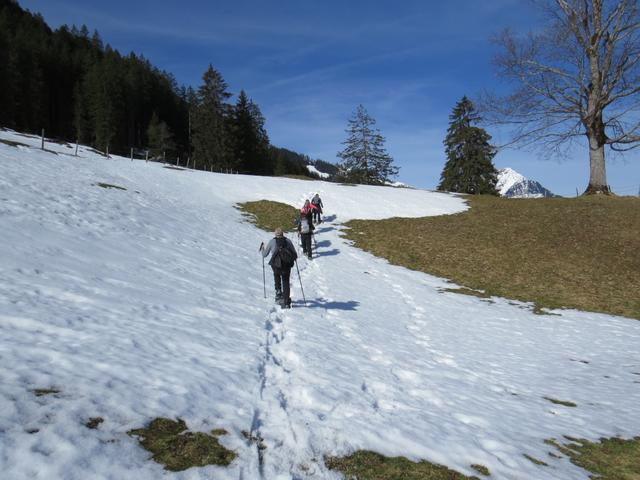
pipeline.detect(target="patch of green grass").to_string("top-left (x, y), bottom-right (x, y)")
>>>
top-left (548, 436), bottom-right (640, 479)
top-left (0, 138), bottom-right (29, 148)
top-left (85, 417), bottom-right (104, 429)
top-left (237, 200), bottom-right (300, 233)
top-left (128, 418), bottom-right (236, 472)
top-left (325, 450), bottom-right (479, 479)
top-left (543, 396), bottom-right (577, 407)
top-left (470, 464), bottom-right (490, 476)
top-left (32, 388), bottom-right (60, 397)
top-left (96, 182), bottom-right (127, 191)
top-left (343, 195), bottom-right (640, 320)
top-left (522, 454), bottom-right (548, 466)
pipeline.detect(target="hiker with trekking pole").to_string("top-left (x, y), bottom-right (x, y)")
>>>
top-left (260, 227), bottom-right (305, 308)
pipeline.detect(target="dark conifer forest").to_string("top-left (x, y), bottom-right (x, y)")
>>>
top-left (0, 0), bottom-right (323, 176)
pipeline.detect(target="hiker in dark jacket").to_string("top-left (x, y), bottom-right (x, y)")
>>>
top-left (261, 227), bottom-right (298, 308)
top-left (297, 212), bottom-right (314, 259)
top-left (311, 193), bottom-right (323, 223)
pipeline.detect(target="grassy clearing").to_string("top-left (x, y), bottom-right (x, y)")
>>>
top-left (546, 436), bottom-right (640, 479)
top-left (128, 418), bottom-right (236, 472)
top-left (237, 200), bottom-right (300, 233)
top-left (343, 195), bottom-right (640, 319)
top-left (325, 451), bottom-right (483, 479)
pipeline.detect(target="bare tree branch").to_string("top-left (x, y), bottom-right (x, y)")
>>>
top-left (483, 0), bottom-right (640, 193)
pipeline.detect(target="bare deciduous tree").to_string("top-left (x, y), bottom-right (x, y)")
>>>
top-left (485, 0), bottom-right (640, 194)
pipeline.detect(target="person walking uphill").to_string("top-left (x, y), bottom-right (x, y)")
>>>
top-left (311, 193), bottom-right (323, 224)
top-left (260, 227), bottom-right (298, 308)
top-left (297, 212), bottom-right (314, 260)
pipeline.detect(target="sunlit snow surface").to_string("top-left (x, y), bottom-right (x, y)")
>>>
top-left (1, 129), bottom-right (639, 480)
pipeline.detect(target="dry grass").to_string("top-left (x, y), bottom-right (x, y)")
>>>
top-left (543, 396), bottom-right (577, 407)
top-left (343, 195), bottom-right (640, 319)
top-left (85, 417), bottom-right (104, 429)
top-left (279, 174), bottom-right (315, 181)
top-left (237, 200), bottom-right (300, 233)
top-left (0, 138), bottom-right (29, 148)
top-left (547, 436), bottom-right (640, 479)
top-left (96, 182), bottom-right (127, 191)
top-left (32, 388), bottom-right (60, 397)
top-left (325, 451), bottom-right (482, 479)
top-left (128, 418), bottom-right (236, 471)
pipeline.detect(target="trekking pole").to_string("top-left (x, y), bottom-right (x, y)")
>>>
top-left (295, 260), bottom-right (306, 306)
top-left (259, 242), bottom-right (266, 299)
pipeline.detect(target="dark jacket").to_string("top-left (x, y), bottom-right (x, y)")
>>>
top-left (262, 236), bottom-right (297, 267)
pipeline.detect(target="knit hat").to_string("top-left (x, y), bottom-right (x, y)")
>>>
top-left (275, 227), bottom-right (284, 237)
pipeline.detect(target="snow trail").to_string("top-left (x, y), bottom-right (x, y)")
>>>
top-left (1, 130), bottom-right (639, 480)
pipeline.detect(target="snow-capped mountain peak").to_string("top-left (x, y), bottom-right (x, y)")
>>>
top-left (497, 167), bottom-right (556, 198)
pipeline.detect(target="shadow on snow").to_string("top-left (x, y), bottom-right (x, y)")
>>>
top-left (314, 248), bottom-right (340, 257)
top-left (293, 298), bottom-right (360, 311)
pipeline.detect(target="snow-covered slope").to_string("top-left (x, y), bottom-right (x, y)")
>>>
top-left (1, 129), bottom-right (639, 480)
top-left (306, 164), bottom-right (330, 179)
top-left (497, 167), bottom-right (556, 198)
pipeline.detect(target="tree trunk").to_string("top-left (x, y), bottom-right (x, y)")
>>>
top-left (584, 130), bottom-right (610, 195)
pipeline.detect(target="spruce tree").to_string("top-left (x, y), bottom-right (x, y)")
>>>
top-left (231, 90), bottom-right (270, 174)
top-left (192, 65), bottom-right (233, 171)
top-left (438, 96), bottom-right (498, 195)
top-left (337, 105), bottom-right (398, 185)
top-left (146, 112), bottom-right (175, 159)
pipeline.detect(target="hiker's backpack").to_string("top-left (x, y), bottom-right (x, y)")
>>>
top-left (273, 237), bottom-right (295, 269)
top-left (300, 217), bottom-right (311, 234)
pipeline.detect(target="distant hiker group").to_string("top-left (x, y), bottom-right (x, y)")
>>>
top-left (260, 193), bottom-right (325, 309)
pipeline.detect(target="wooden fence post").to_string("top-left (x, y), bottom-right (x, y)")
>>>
top-left (145, 151), bottom-right (148, 162)
top-left (75, 139), bottom-right (79, 156)
top-left (41, 129), bottom-right (45, 150)
top-left (130, 147), bottom-right (133, 161)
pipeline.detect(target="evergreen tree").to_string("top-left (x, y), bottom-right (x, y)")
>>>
top-left (0, 1), bottom-right (190, 156)
top-left (146, 112), bottom-right (175, 159)
top-left (231, 90), bottom-right (271, 174)
top-left (438, 96), bottom-right (498, 195)
top-left (185, 86), bottom-right (197, 162)
top-left (192, 65), bottom-right (233, 171)
top-left (337, 105), bottom-right (398, 185)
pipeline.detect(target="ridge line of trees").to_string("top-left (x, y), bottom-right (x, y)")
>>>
top-left (0, 0), bottom-right (322, 177)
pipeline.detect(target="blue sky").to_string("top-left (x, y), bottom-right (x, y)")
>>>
top-left (20, 0), bottom-right (640, 196)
